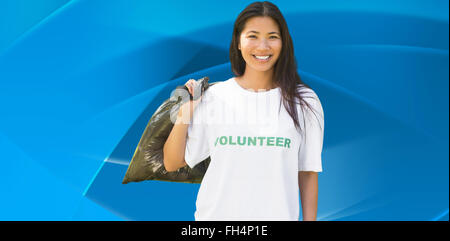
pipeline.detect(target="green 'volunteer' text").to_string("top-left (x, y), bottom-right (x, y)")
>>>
top-left (214, 136), bottom-right (291, 148)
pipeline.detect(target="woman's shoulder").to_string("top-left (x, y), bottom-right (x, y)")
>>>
top-left (295, 84), bottom-right (324, 119)
top-left (209, 77), bottom-right (234, 88)
top-left (296, 84), bottom-right (321, 103)
top-left (204, 77), bottom-right (234, 95)
top-left (199, 77), bottom-right (234, 105)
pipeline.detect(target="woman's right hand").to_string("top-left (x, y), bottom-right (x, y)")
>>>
top-left (184, 78), bottom-right (203, 109)
top-left (177, 79), bottom-right (203, 123)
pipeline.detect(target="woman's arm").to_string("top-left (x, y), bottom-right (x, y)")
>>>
top-left (163, 79), bottom-right (202, 172)
top-left (298, 171), bottom-right (318, 221)
top-left (162, 102), bottom-right (192, 172)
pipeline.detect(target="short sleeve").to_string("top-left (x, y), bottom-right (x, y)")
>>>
top-left (298, 89), bottom-right (324, 172)
top-left (184, 95), bottom-right (210, 169)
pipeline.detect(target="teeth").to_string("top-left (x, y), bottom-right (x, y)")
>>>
top-left (254, 55), bottom-right (270, 60)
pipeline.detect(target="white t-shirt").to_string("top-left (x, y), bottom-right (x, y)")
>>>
top-left (184, 77), bottom-right (324, 221)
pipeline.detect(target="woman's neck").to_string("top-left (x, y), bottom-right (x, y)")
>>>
top-left (236, 68), bottom-right (277, 91)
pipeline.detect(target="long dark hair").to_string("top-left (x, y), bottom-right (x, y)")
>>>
top-left (229, 1), bottom-right (321, 137)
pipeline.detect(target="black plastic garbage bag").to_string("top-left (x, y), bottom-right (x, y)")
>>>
top-left (122, 76), bottom-right (216, 184)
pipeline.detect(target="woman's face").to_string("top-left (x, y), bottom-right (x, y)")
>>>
top-left (238, 16), bottom-right (282, 73)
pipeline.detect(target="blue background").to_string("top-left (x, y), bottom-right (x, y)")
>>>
top-left (0, 0), bottom-right (448, 221)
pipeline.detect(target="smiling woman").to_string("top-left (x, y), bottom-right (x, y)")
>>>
top-left (163, 1), bottom-right (325, 221)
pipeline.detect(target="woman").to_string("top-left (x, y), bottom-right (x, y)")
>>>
top-left (163, 1), bottom-right (324, 221)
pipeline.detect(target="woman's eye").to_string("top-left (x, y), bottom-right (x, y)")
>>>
top-left (248, 35), bottom-right (278, 39)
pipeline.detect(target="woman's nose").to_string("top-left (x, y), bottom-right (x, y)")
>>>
top-left (257, 39), bottom-right (270, 50)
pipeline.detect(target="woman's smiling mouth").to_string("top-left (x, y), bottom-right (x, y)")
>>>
top-left (252, 55), bottom-right (272, 62)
